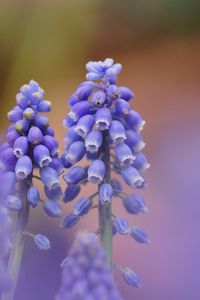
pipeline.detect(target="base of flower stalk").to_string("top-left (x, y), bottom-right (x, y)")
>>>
top-left (1, 182), bottom-right (30, 300)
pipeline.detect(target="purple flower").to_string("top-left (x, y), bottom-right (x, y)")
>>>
top-left (121, 166), bottom-right (144, 188)
top-left (95, 107), bottom-right (112, 130)
top-left (75, 114), bottom-right (94, 138)
top-left (73, 197), bottom-right (92, 216)
top-left (43, 199), bottom-right (62, 217)
top-left (63, 166), bottom-right (86, 185)
top-left (99, 183), bottom-right (113, 204)
top-left (40, 167), bottom-right (59, 189)
top-left (88, 159), bottom-right (105, 184)
top-left (34, 234), bottom-right (50, 250)
top-left (123, 194), bottom-right (147, 214)
top-left (85, 130), bottom-right (103, 153)
top-left (132, 153), bottom-right (151, 173)
top-left (115, 143), bottom-right (135, 166)
top-left (119, 86), bottom-right (134, 101)
top-left (57, 232), bottom-right (122, 300)
top-left (27, 187), bottom-right (40, 208)
top-left (129, 227), bottom-right (150, 244)
top-left (125, 110), bottom-right (145, 132)
top-left (37, 100), bottom-right (52, 112)
top-left (60, 213), bottom-right (80, 229)
top-left (64, 126), bottom-right (83, 149)
top-left (13, 136), bottom-right (29, 158)
top-left (125, 130), bottom-right (145, 152)
top-left (15, 155), bottom-right (33, 179)
top-left (42, 135), bottom-right (59, 156)
top-left (68, 101), bottom-right (92, 122)
top-left (109, 120), bottom-right (126, 144)
top-left (121, 268), bottom-right (141, 288)
top-left (27, 126), bottom-right (43, 145)
top-left (33, 144), bottom-right (52, 168)
top-left (114, 217), bottom-right (129, 235)
top-left (115, 99), bottom-right (131, 115)
top-left (65, 141), bottom-right (86, 165)
top-left (91, 91), bottom-right (106, 107)
top-left (63, 185), bottom-right (81, 202)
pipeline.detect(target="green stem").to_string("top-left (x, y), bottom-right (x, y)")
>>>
top-left (1, 181), bottom-right (30, 300)
top-left (98, 130), bottom-right (112, 265)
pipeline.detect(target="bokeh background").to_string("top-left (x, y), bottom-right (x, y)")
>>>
top-left (1, 0), bottom-right (200, 299)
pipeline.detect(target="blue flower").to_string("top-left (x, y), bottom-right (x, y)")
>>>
top-left (123, 194), bottom-right (147, 214)
top-left (43, 199), bottom-right (62, 217)
top-left (121, 268), bottom-right (141, 288)
top-left (15, 155), bottom-right (33, 179)
top-left (99, 183), bottom-right (113, 204)
top-left (13, 136), bottom-right (29, 158)
top-left (57, 232), bottom-right (122, 300)
top-left (62, 59), bottom-right (150, 290)
top-left (87, 160), bottom-right (105, 184)
top-left (40, 167), bottom-right (59, 189)
top-left (33, 145), bottom-right (52, 168)
top-left (75, 114), bottom-right (94, 138)
top-left (85, 130), bottom-right (103, 153)
top-left (27, 187), bottom-right (40, 208)
top-left (34, 234), bottom-right (50, 250)
top-left (109, 120), bottom-right (126, 144)
top-left (129, 227), bottom-right (150, 244)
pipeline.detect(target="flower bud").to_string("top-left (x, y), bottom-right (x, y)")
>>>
top-left (63, 166), bottom-right (87, 185)
top-left (15, 119), bottom-right (29, 134)
top-left (114, 217), bottom-right (129, 235)
top-left (121, 268), bottom-right (141, 288)
top-left (44, 185), bottom-right (62, 200)
top-left (37, 100), bottom-right (52, 112)
top-left (115, 99), bottom-right (131, 115)
top-left (34, 234), bottom-right (50, 250)
top-left (64, 126), bottom-right (82, 149)
top-left (119, 86), bottom-right (134, 101)
top-left (23, 107), bottom-right (35, 120)
top-left (34, 116), bottom-right (49, 130)
top-left (6, 129), bottom-right (20, 145)
top-left (60, 213), bottom-right (80, 228)
top-left (99, 183), bottom-right (113, 204)
top-left (63, 185), bottom-right (81, 202)
top-left (73, 197), bottom-right (92, 216)
top-left (7, 107), bottom-right (23, 122)
top-left (28, 126), bottom-right (43, 145)
top-left (130, 227), bottom-right (150, 244)
top-left (123, 194), bottom-right (147, 214)
top-left (91, 91), bottom-right (106, 107)
top-left (27, 187), bottom-right (40, 208)
top-left (43, 200), bottom-right (62, 217)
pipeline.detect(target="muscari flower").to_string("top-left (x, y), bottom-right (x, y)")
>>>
top-left (62, 59), bottom-right (150, 290)
top-left (0, 80), bottom-right (62, 217)
top-left (57, 232), bottom-right (122, 300)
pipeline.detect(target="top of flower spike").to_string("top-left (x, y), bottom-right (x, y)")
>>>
top-left (86, 58), bottom-right (122, 84)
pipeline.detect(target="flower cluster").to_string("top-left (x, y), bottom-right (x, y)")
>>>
top-left (57, 232), bottom-right (122, 300)
top-left (61, 58), bottom-right (150, 287)
top-left (0, 80), bottom-right (63, 217)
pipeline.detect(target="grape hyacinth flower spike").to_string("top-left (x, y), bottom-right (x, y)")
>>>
top-left (57, 232), bottom-right (122, 300)
top-left (0, 81), bottom-right (61, 300)
top-left (62, 58), bottom-right (150, 289)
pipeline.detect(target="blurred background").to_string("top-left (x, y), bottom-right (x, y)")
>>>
top-left (0, 0), bottom-right (200, 299)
